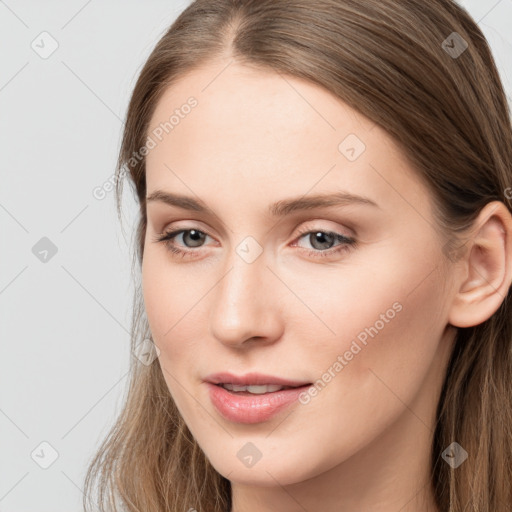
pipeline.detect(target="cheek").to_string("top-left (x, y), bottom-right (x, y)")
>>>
top-left (315, 282), bottom-right (445, 422)
top-left (292, 242), bottom-right (447, 395)
top-left (141, 255), bottom-right (204, 421)
top-left (141, 246), bottom-right (215, 390)
top-left (274, 253), bottom-right (448, 471)
top-left (141, 250), bottom-right (193, 361)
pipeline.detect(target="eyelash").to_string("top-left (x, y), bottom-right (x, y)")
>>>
top-left (152, 225), bottom-right (356, 260)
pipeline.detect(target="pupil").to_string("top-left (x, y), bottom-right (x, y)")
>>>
top-left (310, 232), bottom-right (334, 250)
top-left (185, 230), bottom-right (205, 247)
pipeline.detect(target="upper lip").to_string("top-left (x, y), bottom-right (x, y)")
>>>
top-left (204, 372), bottom-right (312, 387)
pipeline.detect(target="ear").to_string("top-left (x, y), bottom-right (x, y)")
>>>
top-left (448, 201), bottom-right (512, 328)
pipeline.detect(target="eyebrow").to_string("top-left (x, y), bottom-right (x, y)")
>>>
top-left (146, 190), bottom-right (379, 216)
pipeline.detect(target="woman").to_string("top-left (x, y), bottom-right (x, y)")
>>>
top-left (83, 1), bottom-right (512, 510)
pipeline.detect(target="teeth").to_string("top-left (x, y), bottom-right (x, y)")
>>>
top-left (221, 383), bottom-right (289, 394)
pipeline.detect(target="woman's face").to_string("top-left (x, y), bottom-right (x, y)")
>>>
top-left (142, 60), bottom-right (457, 487)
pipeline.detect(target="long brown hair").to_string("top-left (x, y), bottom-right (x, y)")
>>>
top-left (83, 1), bottom-right (512, 510)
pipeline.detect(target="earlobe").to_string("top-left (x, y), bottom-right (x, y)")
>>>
top-left (448, 201), bottom-right (512, 328)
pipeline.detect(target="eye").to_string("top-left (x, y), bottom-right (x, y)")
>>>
top-left (292, 227), bottom-right (356, 259)
top-left (152, 226), bottom-right (356, 260)
top-left (152, 228), bottom-right (212, 258)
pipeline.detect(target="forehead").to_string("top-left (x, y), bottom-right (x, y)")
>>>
top-left (147, 60), bottom-right (373, 158)
top-left (145, 60), bottom-right (431, 219)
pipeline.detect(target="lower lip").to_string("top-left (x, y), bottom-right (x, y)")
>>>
top-left (206, 382), bottom-right (312, 424)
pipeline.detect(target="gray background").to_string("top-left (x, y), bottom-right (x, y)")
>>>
top-left (0, 1), bottom-right (511, 510)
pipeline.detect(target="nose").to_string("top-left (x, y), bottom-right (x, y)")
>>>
top-left (208, 247), bottom-right (285, 348)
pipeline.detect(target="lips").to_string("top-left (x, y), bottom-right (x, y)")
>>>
top-left (203, 372), bottom-right (313, 423)
top-left (204, 371), bottom-right (311, 388)
top-left (205, 381), bottom-right (313, 423)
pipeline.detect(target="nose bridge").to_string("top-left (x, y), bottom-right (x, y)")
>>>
top-left (209, 243), bottom-right (282, 346)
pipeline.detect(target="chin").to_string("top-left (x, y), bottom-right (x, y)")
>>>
top-left (204, 442), bottom-right (321, 487)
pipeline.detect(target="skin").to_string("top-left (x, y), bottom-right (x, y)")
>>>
top-left (141, 57), bottom-right (512, 512)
